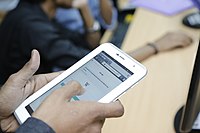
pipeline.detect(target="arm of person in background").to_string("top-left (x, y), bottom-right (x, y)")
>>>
top-left (128, 32), bottom-right (193, 62)
top-left (73, 0), bottom-right (101, 49)
top-left (99, 0), bottom-right (115, 25)
top-left (0, 50), bottom-right (124, 133)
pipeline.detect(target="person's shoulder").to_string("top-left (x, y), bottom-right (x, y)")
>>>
top-left (6, 2), bottom-right (46, 22)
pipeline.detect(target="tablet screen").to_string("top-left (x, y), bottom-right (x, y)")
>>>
top-left (26, 51), bottom-right (133, 114)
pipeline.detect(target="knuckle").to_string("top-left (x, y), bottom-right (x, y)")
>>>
top-left (8, 73), bottom-right (18, 83)
top-left (69, 80), bottom-right (81, 87)
top-left (29, 63), bottom-right (38, 72)
top-left (94, 104), bottom-right (107, 119)
top-left (86, 104), bottom-right (102, 119)
top-left (68, 81), bottom-right (83, 91)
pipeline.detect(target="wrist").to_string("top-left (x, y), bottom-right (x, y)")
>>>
top-left (21, 117), bottom-right (55, 133)
top-left (79, 5), bottom-right (96, 30)
top-left (32, 115), bottom-right (57, 133)
top-left (78, 2), bottom-right (88, 11)
top-left (86, 20), bottom-right (101, 33)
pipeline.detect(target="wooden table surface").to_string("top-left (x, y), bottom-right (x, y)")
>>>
top-left (102, 8), bottom-right (200, 133)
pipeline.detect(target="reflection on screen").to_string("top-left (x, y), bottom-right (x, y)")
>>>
top-left (26, 51), bottom-right (133, 114)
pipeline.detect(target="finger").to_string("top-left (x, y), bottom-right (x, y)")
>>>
top-left (180, 39), bottom-right (192, 47)
top-left (33, 71), bottom-right (63, 92)
top-left (174, 32), bottom-right (193, 45)
top-left (182, 34), bottom-right (193, 44)
top-left (0, 115), bottom-right (19, 132)
top-left (176, 39), bottom-right (192, 48)
top-left (7, 50), bottom-right (40, 88)
top-left (55, 81), bottom-right (84, 101)
top-left (42, 71), bottom-right (64, 82)
top-left (179, 35), bottom-right (193, 47)
top-left (95, 100), bottom-right (124, 119)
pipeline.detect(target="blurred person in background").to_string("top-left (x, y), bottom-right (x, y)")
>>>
top-left (0, 0), bottom-right (193, 85)
top-left (0, 0), bottom-right (19, 11)
top-left (55, 0), bottom-right (117, 35)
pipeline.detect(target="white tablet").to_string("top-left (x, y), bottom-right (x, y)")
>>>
top-left (14, 43), bottom-right (147, 124)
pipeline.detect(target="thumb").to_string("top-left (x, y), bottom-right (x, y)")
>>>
top-left (10, 49), bottom-right (40, 88)
top-left (96, 100), bottom-right (124, 119)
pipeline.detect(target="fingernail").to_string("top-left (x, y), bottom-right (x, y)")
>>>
top-left (31, 49), bottom-right (36, 57)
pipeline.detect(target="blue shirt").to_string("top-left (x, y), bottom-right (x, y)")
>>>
top-left (55, 0), bottom-right (118, 33)
top-left (16, 117), bottom-right (55, 133)
top-left (0, 0), bottom-right (19, 11)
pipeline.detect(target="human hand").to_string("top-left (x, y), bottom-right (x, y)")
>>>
top-left (72, 0), bottom-right (88, 9)
top-left (0, 50), bottom-right (61, 132)
top-left (33, 81), bottom-right (124, 133)
top-left (55, 0), bottom-right (73, 8)
top-left (153, 31), bottom-right (193, 52)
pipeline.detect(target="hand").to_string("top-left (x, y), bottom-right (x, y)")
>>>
top-left (72, 0), bottom-right (88, 9)
top-left (153, 31), bottom-right (193, 52)
top-left (55, 0), bottom-right (73, 8)
top-left (0, 50), bottom-right (61, 132)
top-left (33, 81), bottom-right (124, 133)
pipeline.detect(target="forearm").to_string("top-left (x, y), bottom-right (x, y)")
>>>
top-left (79, 4), bottom-right (101, 48)
top-left (99, 0), bottom-right (113, 25)
top-left (128, 32), bottom-right (193, 62)
top-left (128, 44), bottom-right (156, 62)
top-left (79, 4), bottom-right (94, 29)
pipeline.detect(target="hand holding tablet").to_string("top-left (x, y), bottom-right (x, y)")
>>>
top-left (14, 43), bottom-right (147, 124)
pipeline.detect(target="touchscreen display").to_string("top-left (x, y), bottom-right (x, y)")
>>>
top-left (26, 51), bottom-right (133, 114)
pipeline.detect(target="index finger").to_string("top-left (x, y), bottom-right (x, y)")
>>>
top-left (56, 81), bottom-right (85, 101)
top-left (41, 71), bottom-right (64, 82)
top-left (33, 71), bottom-right (63, 92)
